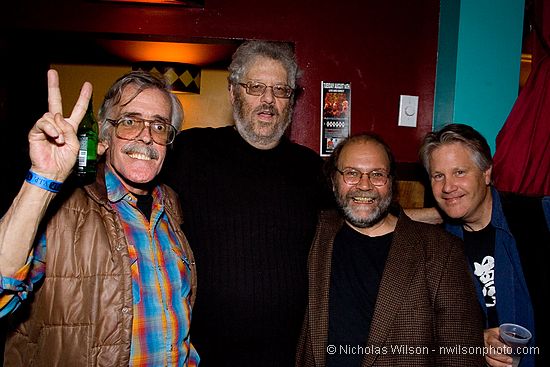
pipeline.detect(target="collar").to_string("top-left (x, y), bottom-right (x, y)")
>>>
top-left (104, 164), bottom-right (163, 206)
top-left (489, 186), bottom-right (511, 233)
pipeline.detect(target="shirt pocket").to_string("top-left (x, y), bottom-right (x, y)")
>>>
top-left (170, 244), bottom-right (192, 298)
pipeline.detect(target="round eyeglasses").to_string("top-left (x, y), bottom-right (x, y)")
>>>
top-left (238, 81), bottom-right (294, 99)
top-left (106, 117), bottom-right (177, 146)
top-left (336, 168), bottom-right (390, 186)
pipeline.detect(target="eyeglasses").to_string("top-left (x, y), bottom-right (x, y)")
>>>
top-left (336, 168), bottom-right (390, 186)
top-left (238, 81), bottom-right (294, 99)
top-left (106, 117), bottom-right (177, 146)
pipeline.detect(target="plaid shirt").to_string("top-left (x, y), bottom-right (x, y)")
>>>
top-left (0, 167), bottom-right (199, 366)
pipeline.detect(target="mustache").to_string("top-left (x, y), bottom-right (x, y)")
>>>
top-left (346, 190), bottom-right (379, 200)
top-left (122, 142), bottom-right (160, 160)
top-left (253, 103), bottom-right (278, 115)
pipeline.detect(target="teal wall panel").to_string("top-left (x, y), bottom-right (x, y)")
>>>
top-left (435, 0), bottom-right (525, 153)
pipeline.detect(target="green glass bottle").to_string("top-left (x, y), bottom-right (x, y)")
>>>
top-left (75, 96), bottom-right (98, 183)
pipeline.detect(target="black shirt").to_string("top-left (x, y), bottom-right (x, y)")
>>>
top-left (134, 193), bottom-right (153, 221)
top-left (327, 224), bottom-right (392, 367)
top-left (463, 224), bottom-right (498, 327)
top-left (161, 127), bottom-right (334, 367)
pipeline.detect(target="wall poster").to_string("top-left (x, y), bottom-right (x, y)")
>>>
top-left (320, 81), bottom-right (351, 156)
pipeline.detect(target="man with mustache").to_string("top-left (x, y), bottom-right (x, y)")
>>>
top-left (162, 40), bottom-right (333, 366)
top-left (296, 133), bottom-right (484, 367)
top-left (0, 70), bottom-right (199, 366)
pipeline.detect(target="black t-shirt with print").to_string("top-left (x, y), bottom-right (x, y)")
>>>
top-left (463, 224), bottom-right (498, 327)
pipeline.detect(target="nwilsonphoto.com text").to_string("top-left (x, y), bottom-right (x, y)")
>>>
top-left (326, 344), bottom-right (540, 356)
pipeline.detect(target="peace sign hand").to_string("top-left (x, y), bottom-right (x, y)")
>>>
top-left (28, 69), bottom-right (93, 182)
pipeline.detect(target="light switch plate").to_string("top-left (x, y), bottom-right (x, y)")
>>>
top-left (398, 95), bottom-right (419, 127)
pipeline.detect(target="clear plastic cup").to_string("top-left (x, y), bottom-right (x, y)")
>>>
top-left (499, 323), bottom-right (532, 367)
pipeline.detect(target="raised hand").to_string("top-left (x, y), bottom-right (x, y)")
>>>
top-left (28, 69), bottom-right (93, 181)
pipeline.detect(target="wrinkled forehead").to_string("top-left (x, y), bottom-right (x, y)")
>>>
top-left (114, 86), bottom-right (171, 116)
top-left (339, 141), bottom-right (390, 170)
top-left (429, 142), bottom-right (480, 169)
top-left (243, 56), bottom-right (289, 83)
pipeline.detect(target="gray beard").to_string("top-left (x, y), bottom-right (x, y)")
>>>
top-left (232, 91), bottom-right (292, 148)
top-left (336, 187), bottom-right (393, 228)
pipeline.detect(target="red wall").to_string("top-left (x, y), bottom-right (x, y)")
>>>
top-left (1, 0), bottom-right (439, 162)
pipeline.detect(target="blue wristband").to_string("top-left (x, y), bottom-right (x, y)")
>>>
top-left (25, 171), bottom-right (63, 193)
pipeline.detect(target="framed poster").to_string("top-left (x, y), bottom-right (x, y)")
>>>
top-left (320, 81), bottom-right (351, 156)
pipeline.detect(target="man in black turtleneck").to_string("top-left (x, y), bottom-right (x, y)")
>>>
top-left (162, 40), bottom-right (333, 367)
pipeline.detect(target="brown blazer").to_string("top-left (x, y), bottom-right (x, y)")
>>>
top-left (296, 210), bottom-right (484, 367)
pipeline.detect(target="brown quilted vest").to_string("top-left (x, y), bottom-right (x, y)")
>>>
top-left (3, 172), bottom-right (196, 367)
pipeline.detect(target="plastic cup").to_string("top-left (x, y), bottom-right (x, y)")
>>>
top-left (499, 323), bottom-right (532, 367)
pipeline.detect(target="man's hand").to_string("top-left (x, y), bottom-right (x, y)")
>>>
top-left (484, 327), bottom-right (513, 366)
top-left (404, 207), bottom-right (443, 224)
top-left (28, 69), bottom-right (93, 181)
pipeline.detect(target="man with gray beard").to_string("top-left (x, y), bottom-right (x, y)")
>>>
top-left (296, 133), bottom-right (484, 367)
top-left (162, 40), bottom-right (333, 367)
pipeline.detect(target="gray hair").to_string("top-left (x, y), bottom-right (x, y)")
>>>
top-left (97, 71), bottom-right (183, 143)
top-left (228, 40), bottom-right (300, 91)
top-left (419, 123), bottom-right (493, 173)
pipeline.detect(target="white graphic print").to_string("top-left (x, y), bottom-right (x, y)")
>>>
top-left (473, 256), bottom-right (496, 307)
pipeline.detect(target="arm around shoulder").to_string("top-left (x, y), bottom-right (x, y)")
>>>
top-left (404, 207), bottom-right (443, 225)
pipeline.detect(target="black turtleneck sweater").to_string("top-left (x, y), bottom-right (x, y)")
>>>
top-left (162, 126), bottom-right (333, 367)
